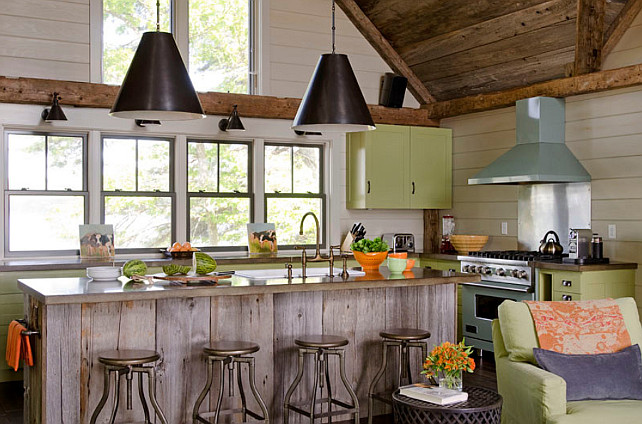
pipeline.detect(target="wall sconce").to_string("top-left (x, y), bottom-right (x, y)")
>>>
top-left (135, 119), bottom-right (162, 127)
top-left (41, 92), bottom-right (67, 122)
top-left (218, 105), bottom-right (245, 132)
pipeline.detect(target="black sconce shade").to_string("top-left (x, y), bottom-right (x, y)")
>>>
top-left (218, 105), bottom-right (245, 131)
top-left (110, 32), bottom-right (205, 121)
top-left (42, 92), bottom-right (67, 122)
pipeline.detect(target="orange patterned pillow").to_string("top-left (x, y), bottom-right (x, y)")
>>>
top-left (524, 299), bottom-right (631, 354)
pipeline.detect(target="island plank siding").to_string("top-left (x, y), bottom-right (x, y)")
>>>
top-left (23, 284), bottom-right (456, 423)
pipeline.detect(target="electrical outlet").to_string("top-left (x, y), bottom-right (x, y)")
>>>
top-left (501, 222), bottom-right (508, 235)
top-left (608, 224), bottom-right (616, 239)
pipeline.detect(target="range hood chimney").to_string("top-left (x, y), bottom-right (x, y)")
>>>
top-left (468, 97), bottom-right (590, 185)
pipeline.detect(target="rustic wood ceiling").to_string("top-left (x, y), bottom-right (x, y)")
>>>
top-left (342, 0), bottom-right (631, 102)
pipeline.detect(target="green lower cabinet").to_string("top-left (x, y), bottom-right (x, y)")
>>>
top-left (421, 258), bottom-right (462, 341)
top-left (537, 268), bottom-right (636, 302)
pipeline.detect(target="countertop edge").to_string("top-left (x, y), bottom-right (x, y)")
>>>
top-left (19, 273), bottom-right (480, 305)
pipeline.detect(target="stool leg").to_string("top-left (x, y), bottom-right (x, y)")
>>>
top-left (213, 359), bottom-right (226, 424)
top-left (337, 349), bottom-right (359, 424)
top-left (236, 359), bottom-right (248, 422)
top-left (248, 356), bottom-right (269, 423)
top-left (90, 366), bottom-right (112, 424)
top-left (108, 371), bottom-right (122, 424)
top-left (367, 341), bottom-right (391, 424)
top-left (193, 356), bottom-right (215, 424)
top-left (324, 353), bottom-right (333, 424)
top-left (402, 342), bottom-right (413, 385)
top-left (284, 348), bottom-right (305, 424)
top-left (138, 371), bottom-right (151, 423)
top-left (309, 350), bottom-right (321, 424)
top-left (145, 367), bottom-right (168, 424)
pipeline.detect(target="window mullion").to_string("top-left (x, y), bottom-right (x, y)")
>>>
top-left (44, 136), bottom-right (49, 190)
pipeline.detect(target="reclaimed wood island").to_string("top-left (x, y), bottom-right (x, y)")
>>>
top-left (18, 267), bottom-right (479, 424)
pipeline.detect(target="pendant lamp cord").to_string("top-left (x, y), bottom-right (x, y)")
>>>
top-left (156, 0), bottom-right (160, 31)
top-left (331, 0), bottom-right (336, 54)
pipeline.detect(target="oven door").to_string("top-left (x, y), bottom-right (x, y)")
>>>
top-left (461, 282), bottom-right (534, 351)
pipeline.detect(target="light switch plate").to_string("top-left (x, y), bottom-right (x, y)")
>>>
top-left (501, 222), bottom-right (508, 235)
top-left (608, 224), bottom-right (616, 239)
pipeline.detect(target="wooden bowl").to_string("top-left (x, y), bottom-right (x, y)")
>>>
top-left (352, 250), bottom-right (388, 272)
top-left (449, 235), bottom-right (489, 253)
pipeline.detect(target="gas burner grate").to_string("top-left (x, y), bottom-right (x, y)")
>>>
top-left (466, 250), bottom-right (562, 261)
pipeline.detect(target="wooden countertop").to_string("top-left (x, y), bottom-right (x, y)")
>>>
top-left (18, 267), bottom-right (480, 305)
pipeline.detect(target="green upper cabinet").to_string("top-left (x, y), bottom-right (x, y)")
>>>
top-left (346, 124), bottom-right (452, 209)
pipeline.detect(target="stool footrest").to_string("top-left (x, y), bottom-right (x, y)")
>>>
top-left (287, 403), bottom-right (358, 419)
top-left (199, 408), bottom-right (264, 419)
top-left (370, 392), bottom-right (393, 405)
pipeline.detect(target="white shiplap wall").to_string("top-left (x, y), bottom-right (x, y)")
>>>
top-left (0, 0), bottom-right (90, 81)
top-left (268, 0), bottom-right (420, 107)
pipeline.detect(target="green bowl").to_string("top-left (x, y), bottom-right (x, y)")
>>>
top-left (387, 257), bottom-right (408, 273)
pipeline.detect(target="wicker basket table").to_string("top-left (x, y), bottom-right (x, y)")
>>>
top-left (392, 386), bottom-right (502, 424)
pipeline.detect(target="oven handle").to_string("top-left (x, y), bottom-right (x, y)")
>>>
top-left (461, 282), bottom-right (534, 293)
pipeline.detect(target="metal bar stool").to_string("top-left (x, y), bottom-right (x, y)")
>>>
top-left (192, 341), bottom-right (269, 424)
top-left (367, 328), bottom-right (430, 424)
top-left (283, 335), bottom-right (359, 424)
top-left (90, 349), bottom-right (168, 424)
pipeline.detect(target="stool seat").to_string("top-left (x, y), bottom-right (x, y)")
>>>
top-left (380, 328), bottom-right (430, 341)
top-left (98, 349), bottom-right (160, 366)
top-left (295, 335), bottom-right (348, 348)
top-left (204, 341), bottom-right (260, 356)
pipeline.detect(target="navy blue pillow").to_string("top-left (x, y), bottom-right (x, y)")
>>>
top-left (533, 344), bottom-right (642, 401)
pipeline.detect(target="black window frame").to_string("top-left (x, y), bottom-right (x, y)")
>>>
top-left (3, 130), bottom-right (89, 257)
top-left (100, 134), bottom-right (176, 254)
top-left (264, 142), bottom-right (326, 250)
top-left (186, 138), bottom-right (254, 252)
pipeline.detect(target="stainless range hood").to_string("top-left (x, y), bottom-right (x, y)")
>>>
top-left (468, 97), bottom-right (590, 185)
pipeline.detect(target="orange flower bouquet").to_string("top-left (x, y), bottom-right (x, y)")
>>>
top-left (420, 340), bottom-right (475, 391)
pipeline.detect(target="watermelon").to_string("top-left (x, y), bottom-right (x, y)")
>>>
top-left (193, 252), bottom-right (217, 275)
top-left (122, 259), bottom-right (147, 278)
top-left (162, 264), bottom-right (191, 276)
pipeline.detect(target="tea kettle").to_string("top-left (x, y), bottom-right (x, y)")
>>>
top-left (539, 230), bottom-right (563, 256)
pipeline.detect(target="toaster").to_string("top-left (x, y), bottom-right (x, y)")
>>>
top-left (381, 233), bottom-right (415, 253)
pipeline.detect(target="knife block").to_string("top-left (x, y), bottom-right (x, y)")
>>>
top-left (341, 233), bottom-right (354, 253)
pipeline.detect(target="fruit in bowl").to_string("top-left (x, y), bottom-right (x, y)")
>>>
top-left (165, 241), bottom-right (200, 258)
top-left (351, 237), bottom-right (389, 271)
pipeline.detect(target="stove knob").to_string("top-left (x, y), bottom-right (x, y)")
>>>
top-left (476, 266), bottom-right (484, 273)
top-left (462, 265), bottom-right (470, 272)
top-left (511, 269), bottom-right (519, 278)
top-left (483, 266), bottom-right (492, 275)
top-left (497, 268), bottom-right (505, 276)
top-left (519, 270), bottom-right (528, 279)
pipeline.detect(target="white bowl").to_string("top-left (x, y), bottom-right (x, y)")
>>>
top-left (87, 266), bottom-right (121, 281)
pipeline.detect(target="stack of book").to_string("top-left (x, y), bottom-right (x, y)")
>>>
top-left (399, 383), bottom-right (468, 405)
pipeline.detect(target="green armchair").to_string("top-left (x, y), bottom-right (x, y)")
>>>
top-left (492, 297), bottom-right (642, 424)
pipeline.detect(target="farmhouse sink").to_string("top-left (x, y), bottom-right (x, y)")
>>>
top-left (234, 268), bottom-right (364, 279)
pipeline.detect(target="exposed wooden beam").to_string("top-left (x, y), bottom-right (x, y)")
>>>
top-left (0, 76), bottom-right (440, 127)
top-left (603, 0), bottom-right (642, 57)
top-left (334, 0), bottom-right (435, 105)
top-left (421, 62), bottom-right (642, 119)
top-left (423, 209), bottom-right (440, 254)
top-left (574, 0), bottom-right (606, 75)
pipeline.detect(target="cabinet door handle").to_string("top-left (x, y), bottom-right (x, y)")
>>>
top-left (562, 280), bottom-right (572, 287)
top-left (367, 180), bottom-right (371, 194)
top-left (412, 181), bottom-right (415, 194)
top-left (562, 294), bottom-right (573, 301)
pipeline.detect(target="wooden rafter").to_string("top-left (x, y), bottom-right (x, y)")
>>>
top-left (334, 0), bottom-right (435, 105)
top-left (603, 0), bottom-right (642, 57)
top-left (0, 76), bottom-right (440, 127)
top-left (573, 0), bottom-right (606, 75)
top-left (421, 62), bottom-right (642, 119)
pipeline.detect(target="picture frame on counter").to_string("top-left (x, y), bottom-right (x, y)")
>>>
top-left (247, 223), bottom-right (278, 254)
top-left (79, 224), bottom-right (115, 259)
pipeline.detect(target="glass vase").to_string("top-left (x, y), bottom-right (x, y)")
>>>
top-left (438, 370), bottom-right (463, 391)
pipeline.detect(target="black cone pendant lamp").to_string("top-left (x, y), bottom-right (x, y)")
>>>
top-left (110, 0), bottom-right (204, 121)
top-left (292, 0), bottom-right (375, 133)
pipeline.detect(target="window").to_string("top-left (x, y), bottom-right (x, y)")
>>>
top-left (187, 140), bottom-right (252, 249)
top-left (102, 0), bottom-right (255, 94)
top-left (4, 132), bottom-right (87, 254)
top-left (101, 136), bottom-right (174, 251)
top-left (264, 143), bottom-right (324, 247)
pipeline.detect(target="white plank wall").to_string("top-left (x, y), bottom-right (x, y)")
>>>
top-left (0, 0), bottom-right (90, 81)
top-left (268, 0), bottom-right (420, 107)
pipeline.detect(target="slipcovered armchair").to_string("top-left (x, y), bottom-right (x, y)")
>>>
top-left (492, 297), bottom-right (642, 424)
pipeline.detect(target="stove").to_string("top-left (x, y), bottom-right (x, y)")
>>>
top-left (458, 250), bottom-right (547, 352)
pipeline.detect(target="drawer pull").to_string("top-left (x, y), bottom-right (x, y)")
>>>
top-left (562, 280), bottom-right (572, 287)
top-left (562, 294), bottom-right (573, 301)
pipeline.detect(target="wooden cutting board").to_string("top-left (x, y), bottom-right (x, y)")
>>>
top-left (131, 274), bottom-right (231, 285)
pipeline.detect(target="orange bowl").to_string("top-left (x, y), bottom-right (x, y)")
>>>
top-left (405, 258), bottom-right (415, 271)
top-left (352, 250), bottom-right (388, 272)
top-left (389, 252), bottom-right (408, 259)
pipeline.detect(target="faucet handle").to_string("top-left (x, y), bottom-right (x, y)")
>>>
top-left (294, 245), bottom-right (307, 252)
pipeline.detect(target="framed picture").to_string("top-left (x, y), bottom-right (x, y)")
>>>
top-left (79, 224), bottom-right (115, 259)
top-left (247, 223), bottom-right (278, 254)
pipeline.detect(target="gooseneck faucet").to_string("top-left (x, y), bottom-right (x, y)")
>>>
top-left (297, 212), bottom-right (334, 278)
